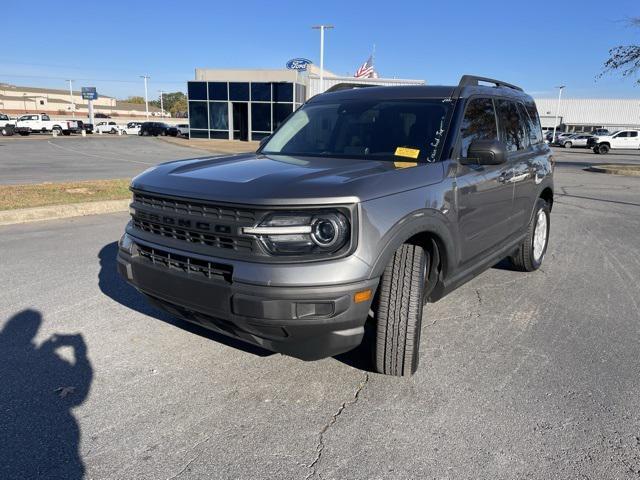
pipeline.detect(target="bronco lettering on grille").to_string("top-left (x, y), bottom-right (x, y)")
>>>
top-left (135, 210), bottom-right (231, 234)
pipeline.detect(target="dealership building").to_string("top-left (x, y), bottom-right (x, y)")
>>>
top-left (187, 66), bottom-right (425, 141)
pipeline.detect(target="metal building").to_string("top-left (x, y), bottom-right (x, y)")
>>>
top-left (534, 98), bottom-right (640, 132)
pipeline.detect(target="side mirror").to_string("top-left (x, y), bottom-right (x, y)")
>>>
top-left (461, 139), bottom-right (507, 166)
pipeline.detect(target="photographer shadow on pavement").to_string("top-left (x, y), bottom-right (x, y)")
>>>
top-left (97, 241), bottom-right (272, 357)
top-left (0, 309), bottom-right (92, 479)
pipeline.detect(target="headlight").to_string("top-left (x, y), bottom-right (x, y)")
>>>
top-left (243, 210), bottom-right (351, 256)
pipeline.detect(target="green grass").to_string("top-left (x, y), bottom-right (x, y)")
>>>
top-left (0, 179), bottom-right (131, 210)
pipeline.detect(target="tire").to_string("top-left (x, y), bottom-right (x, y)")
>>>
top-left (121, 130), bottom-right (127, 135)
top-left (110, 128), bottom-right (117, 134)
top-left (1, 127), bottom-right (8, 136)
top-left (373, 244), bottom-right (428, 376)
top-left (564, 141), bottom-right (572, 148)
top-left (52, 127), bottom-right (62, 136)
top-left (597, 143), bottom-right (610, 154)
top-left (510, 198), bottom-right (550, 272)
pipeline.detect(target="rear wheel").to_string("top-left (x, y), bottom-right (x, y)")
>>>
top-left (121, 130), bottom-right (127, 135)
top-left (52, 127), bottom-right (62, 136)
top-left (373, 244), bottom-right (428, 376)
top-left (510, 198), bottom-right (550, 272)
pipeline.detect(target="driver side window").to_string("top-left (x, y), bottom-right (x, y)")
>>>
top-left (459, 98), bottom-right (498, 157)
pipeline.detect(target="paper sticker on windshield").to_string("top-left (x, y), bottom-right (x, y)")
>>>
top-left (394, 146), bottom-right (420, 159)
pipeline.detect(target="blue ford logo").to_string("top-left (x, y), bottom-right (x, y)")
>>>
top-left (286, 58), bottom-right (312, 71)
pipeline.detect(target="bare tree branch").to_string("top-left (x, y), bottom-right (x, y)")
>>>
top-left (599, 17), bottom-right (640, 84)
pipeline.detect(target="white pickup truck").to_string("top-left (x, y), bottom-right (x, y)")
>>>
top-left (588, 130), bottom-right (640, 154)
top-left (15, 114), bottom-right (79, 136)
top-left (0, 113), bottom-right (16, 136)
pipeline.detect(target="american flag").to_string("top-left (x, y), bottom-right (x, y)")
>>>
top-left (354, 55), bottom-right (375, 78)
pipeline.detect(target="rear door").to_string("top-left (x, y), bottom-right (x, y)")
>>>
top-left (495, 99), bottom-right (538, 233)
top-left (627, 131), bottom-right (639, 148)
top-left (456, 97), bottom-right (515, 263)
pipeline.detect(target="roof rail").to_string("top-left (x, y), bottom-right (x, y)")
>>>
top-left (324, 83), bottom-right (378, 93)
top-left (458, 75), bottom-right (523, 92)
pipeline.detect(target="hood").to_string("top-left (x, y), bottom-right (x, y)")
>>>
top-left (131, 153), bottom-right (445, 205)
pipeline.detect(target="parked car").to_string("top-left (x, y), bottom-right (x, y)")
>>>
top-left (95, 121), bottom-right (121, 134)
top-left (591, 128), bottom-right (609, 136)
top-left (553, 132), bottom-right (575, 145)
top-left (560, 134), bottom-right (592, 148)
top-left (121, 122), bottom-right (142, 135)
top-left (80, 121), bottom-right (94, 134)
top-left (94, 113), bottom-right (111, 119)
top-left (15, 114), bottom-right (79, 136)
top-left (0, 113), bottom-right (16, 136)
top-left (167, 125), bottom-right (180, 137)
top-left (117, 75), bottom-right (554, 377)
top-left (588, 130), bottom-right (640, 153)
top-left (176, 123), bottom-right (189, 137)
top-left (139, 122), bottom-right (171, 136)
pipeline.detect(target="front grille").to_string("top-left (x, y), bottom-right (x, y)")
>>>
top-left (130, 190), bottom-right (260, 255)
top-left (133, 218), bottom-right (253, 252)
top-left (133, 192), bottom-right (256, 222)
top-left (137, 244), bottom-right (232, 282)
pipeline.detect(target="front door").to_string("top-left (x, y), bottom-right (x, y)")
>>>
top-left (232, 103), bottom-right (248, 141)
top-left (456, 97), bottom-right (515, 264)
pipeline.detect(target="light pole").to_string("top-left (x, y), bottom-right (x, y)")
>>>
top-left (66, 79), bottom-right (75, 118)
top-left (312, 24), bottom-right (334, 93)
top-left (158, 90), bottom-right (164, 117)
top-left (140, 75), bottom-right (150, 119)
top-left (552, 85), bottom-right (565, 143)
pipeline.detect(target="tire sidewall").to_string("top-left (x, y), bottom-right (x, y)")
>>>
top-left (530, 200), bottom-right (550, 269)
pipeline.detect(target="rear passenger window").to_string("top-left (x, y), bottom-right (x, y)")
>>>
top-left (523, 102), bottom-right (543, 145)
top-left (459, 98), bottom-right (498, 157)
top-left (496, 100), bottom-right (528, 152)
top-left (629, 131), bottom-right (638, 137)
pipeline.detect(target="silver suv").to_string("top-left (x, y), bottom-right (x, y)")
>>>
top-left (117, 75), bottom-right (554, 376)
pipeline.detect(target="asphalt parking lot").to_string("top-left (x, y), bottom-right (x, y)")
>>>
top-left (1, 144), bottom-right (640, 479)
top-left (0, 136), bottom-right (214, 184)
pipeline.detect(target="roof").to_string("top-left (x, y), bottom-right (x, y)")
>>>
top-left (309, 83), bottom-right (532, 103)
top-left (0, 83), bottom-right (114, 99)
top-left (115, 101), bottom-right (161, 112)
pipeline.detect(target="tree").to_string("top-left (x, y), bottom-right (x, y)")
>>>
top-left (150, 91), bottom-right (188, 117)
top-left (122, 96), bottom-right (146, 104)
top-left (601, 18), bottom-right (640, 84)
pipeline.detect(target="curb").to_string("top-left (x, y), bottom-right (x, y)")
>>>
top-left (0, 199), bottom-right (130, 226)
top-left (589, 164), bottom-right (640, 177)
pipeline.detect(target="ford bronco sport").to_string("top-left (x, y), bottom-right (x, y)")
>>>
top-left (118, 75), bottom-right (553, 376)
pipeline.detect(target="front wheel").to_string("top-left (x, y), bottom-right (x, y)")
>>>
top-left (373, 244), bottom-right (428, 376)
top-left (563, 141), bottom-right (572, 148)
top-left (510, 198), bottom-right (550, 272)
top-left (597, 143), bottom-right (610, 154)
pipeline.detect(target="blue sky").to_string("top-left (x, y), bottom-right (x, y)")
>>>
top-left (3, 0), bottom-right (639, 99)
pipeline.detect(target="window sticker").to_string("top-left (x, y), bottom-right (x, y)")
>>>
top-left (394, 146), bottom-right (420, 159)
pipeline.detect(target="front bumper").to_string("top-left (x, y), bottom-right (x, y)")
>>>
top-left (117, 237), bottom-right (378, 360)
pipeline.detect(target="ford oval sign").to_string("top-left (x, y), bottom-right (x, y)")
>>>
top-left (286, 58), bottom-right (312, 71)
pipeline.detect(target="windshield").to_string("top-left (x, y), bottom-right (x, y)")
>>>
top-left (262, 99), bottom-right (451, 162)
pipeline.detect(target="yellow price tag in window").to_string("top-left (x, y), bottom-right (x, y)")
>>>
top-left (394, 146), bottom-right (420, 159)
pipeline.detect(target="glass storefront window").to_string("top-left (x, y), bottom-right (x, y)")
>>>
top-left (229, 82), bottom-right (250, 101)
top-left (208, 82), bottom-right (228, 101)
top-left (210, 131), bottom-right (228, 139)
top-left (251, 83), bottom-right (271, 102)
top-left (251, 103), bottom-right (271, 132)
top-left (209, 102), bottom-right (228, 130)
top-left (273, 83), bottom-right (293, 103)
top-left (252, 132), bottom-right (270, 141)
top-left (188, 82), bottom-right (207, 100)
top-left (189, 101), bottom-right (208, 129)
top-left (274, 103), bottom-right (293, 129)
